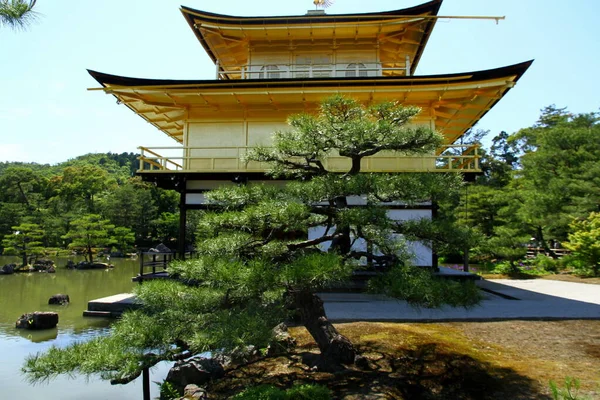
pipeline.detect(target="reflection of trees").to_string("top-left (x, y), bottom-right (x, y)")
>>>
top-left (0, 256), bottom-right (138, 340)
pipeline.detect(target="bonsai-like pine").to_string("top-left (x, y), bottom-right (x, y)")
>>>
top-left (62, 214), bottom-right (115, 264)
top-left (23, 96), bottom-right (480, 386)
top-left (1, 222), bottom-right (44, 266)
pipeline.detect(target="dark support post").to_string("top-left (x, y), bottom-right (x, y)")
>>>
top-left (178, 189), bottom-right (187, 260)
top-left (463, 183), bottom-right (469, 272)
top-left (138, 252), bottom-right (144, 284)
top-left (142, 367), bottom-right (150, 400)
top-left (431, 197), bottom-right (439, 272)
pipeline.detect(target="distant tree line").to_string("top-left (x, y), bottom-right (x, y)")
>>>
top-left (0, 152), bottom-right (185, 263)
top-left (443, 106), bottom-right (600, 276)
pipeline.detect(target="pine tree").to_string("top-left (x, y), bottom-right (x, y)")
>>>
top-left (23, 96), bottom-right (480, 385)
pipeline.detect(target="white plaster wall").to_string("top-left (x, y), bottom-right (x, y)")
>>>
top-left (307, 208), bottom-right (433, 267)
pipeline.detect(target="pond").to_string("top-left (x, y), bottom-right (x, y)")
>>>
top-left (0, 255), bottom-right (171, 400)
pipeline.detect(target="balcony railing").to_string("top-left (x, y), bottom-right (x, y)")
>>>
top-left (137, 144), bottom-right (480, 173)
top-left (215, 61), bottom-right (411, 80)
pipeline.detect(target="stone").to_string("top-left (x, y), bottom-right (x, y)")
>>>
top-left (33, 259), bottom-right (55, 271)
top-left (267, 323), bottom-right (297, 356)
top-left (1, 264), bottom-right (16, 275)
top-left (16, 312), bottom-right (59, 330)
top-left (165, 357), bottom-right (224, 393)
top-left (150, 243), bottom-right (171, 253)
top-left (74, 261), bottom-right (113, 270)
top-left (47, 266), bottom-right (56, 273)
top-left (48, 294), bottom-right (70, 305)
top-left (229, 345), bottom-right (259, 365)
top-left (182, 384), bottom-right (207, 399)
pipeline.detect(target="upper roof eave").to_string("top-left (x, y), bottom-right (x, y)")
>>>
top-left (87, 60), bottom-right (533, 91)
top-left (180, 0), bottom-right (443, 74)
top-left (179, 0), bottom-right (442, 25)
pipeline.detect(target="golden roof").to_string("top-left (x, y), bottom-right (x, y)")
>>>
top-left (180, 1), bottom-right (442, 79)
top-left (88, 60), bottom-right (533, 145)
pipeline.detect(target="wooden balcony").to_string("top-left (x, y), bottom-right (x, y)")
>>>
top-left (215, 61), bottom-right (411, 80)
top-left (137, 144), bottom-right (480, 174)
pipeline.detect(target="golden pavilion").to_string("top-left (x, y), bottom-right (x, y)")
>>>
top-left (88, 0), bottom-right (531, 263)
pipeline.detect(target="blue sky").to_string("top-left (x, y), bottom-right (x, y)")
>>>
top-left (1, 0), bottom-right (599, 164)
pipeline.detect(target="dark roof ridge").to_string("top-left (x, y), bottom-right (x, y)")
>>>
top-left (87, 60), bottom-right (533, 89)
top-left (179, 0), bottom-right (442, 23)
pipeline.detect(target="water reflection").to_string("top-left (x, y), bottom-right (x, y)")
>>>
top-left (0, 255), bottom-right (167, 399)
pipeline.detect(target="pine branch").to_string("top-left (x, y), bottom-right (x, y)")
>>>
top-left (287, 233), bottom-right (341, 251)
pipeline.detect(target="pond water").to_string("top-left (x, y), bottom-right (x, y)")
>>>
top-left (0, 255), bottom-right (171, 400)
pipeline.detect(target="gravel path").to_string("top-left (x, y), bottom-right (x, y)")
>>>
top-left (321, 279), bottom-right (600, 321)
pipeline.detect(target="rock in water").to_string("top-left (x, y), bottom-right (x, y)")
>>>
top-left (48, 294), bottom-right (70, 305)
top-left (150, 243), bottom-right (171, 253)
top-left (1, 264), bottom-right (16, 275)
top-left (15, 312), bottom-right (59, 330)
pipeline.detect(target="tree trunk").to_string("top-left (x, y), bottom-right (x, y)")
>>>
top-left (290, 290), bottom-right (356, 369)
top-left (330, 196), bottom-right (351, 254)
top-left (537, 226), bottom-right (558, 259)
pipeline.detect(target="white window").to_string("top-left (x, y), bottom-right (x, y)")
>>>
top-left (345, 63), bottom-right (367, 77)
top-left (258, 65), bottom-right (280, 79)
top-left (294, 54), bottom-right (332, 78)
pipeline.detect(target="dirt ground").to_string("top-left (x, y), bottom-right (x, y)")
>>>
top-left (207, 321), bottom-right (600, 399)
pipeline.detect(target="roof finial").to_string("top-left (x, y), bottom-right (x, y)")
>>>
top-left (313, 0), bottom-right (334, 10)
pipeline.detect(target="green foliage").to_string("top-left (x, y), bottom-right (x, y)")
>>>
top-left (1, 222), bottom-right (44, 265)
top-left (0, 153), bottom-right (179, 251)
top-left (246, 95), bottom-right (442, 178)
top-left (483, 226), bottom-right (529, 270)
top-left (233, 385), bottom-right (287, 400)
top-left (110, 226), bottom-right (135, 254)
top-left (0, 0), bottom-right (38, 30)
top-left (157, 380), bottom-right (181, 400)
top-left (531, 254), bottom-right (559, 273)
top-left (563, 212), bottom-right (600, 276)
top-left (549, 377), bottom-right (589, 400)
top-left (369, 265), bottom-right (482, 308)
top-left (233, 384), bottom-right (331, 400)
top-left (286, 384), bottom-right (331, 399)
top-left (21, 96), bottom-right (476, 386)
top-left (62, 214), bottom-right (115, 263)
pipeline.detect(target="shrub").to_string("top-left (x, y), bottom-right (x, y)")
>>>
top-left (531, 254), bottom-right (559, 273)
top-left (549, 376), bottom-right (590, 400)
top-left (286, 384), bottom-right (331, 399)
top-left (563, 212), bottom-right (600, 276)
top-left (233, 384), bottom-right (331, 400)
top-left (157, 380), bottom-right (181, 400)
top-left (233, 385), bottom-right (287, 400)
top-left (369, 265), bottom-right (482, 308)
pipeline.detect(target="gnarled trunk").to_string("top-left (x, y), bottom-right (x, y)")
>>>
top-left (290, 289), bottom-right (356, 369)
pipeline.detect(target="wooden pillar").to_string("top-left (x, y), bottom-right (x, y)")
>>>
top-left (142, 367), bottom-right (150, 400)
top-left (463, 183), bottom-right (469, 272)
top-left (431, 198), bottom-right (439, 272)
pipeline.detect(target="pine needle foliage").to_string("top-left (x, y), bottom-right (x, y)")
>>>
top-left (23, 95), bottom-right (480, 385)
top-left (0, 0), bottom-right (37, 30)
